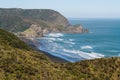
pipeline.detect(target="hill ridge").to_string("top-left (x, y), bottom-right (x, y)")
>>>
top-left (0, 29), bottom-right (120, 80)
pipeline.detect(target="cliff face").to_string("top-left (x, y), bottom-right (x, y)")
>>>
top-left (17, 24), bottom-right (88, 38)
top-left (19, 24), bottom-right (45, 37)
top-left (65, 24), bottom-right (88, 33)
top-left (0, 8), bottom-right (88, 37)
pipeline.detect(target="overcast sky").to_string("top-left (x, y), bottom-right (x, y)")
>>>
top-left (0, 0), bottom-right (120, 18)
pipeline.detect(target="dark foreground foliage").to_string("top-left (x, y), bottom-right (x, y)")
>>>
top-left (0, 29), bottom-right (120, 80)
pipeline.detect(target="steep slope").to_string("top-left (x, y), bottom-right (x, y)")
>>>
top-left (0, 8), bottom-right (69, 32)
top-left (0, 29), bottom-right (73, 80)
top-left (0, 29), bottom-right (32, 50)
top-left (0, 8), bottom-right (88, 37)
top-left (0, 29), bottom-right (120, 80)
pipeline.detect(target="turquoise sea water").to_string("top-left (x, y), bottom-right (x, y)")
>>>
top-left (38, 19), bottom-right (120, 62)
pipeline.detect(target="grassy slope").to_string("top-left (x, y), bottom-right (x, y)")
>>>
top-left (0, 29), bottom-right (120, 80)
top-left (0, 29), bottom-right (72, 80)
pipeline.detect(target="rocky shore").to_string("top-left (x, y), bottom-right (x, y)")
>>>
top-left (16, 23), bottom-right (88, 38)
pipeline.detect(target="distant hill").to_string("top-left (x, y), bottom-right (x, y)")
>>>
top-left (0, 8), bottom-right (88, 37)
top-left (0, 29), bottom-right (120, 80)
top-left (0, 8), bottom-right (69, 32)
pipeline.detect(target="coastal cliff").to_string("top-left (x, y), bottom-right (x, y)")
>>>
top-left (0, 8), bottom-right (88, 38)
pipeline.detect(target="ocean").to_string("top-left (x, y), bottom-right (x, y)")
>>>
top-left (38, 19), bottom-right (120, 62)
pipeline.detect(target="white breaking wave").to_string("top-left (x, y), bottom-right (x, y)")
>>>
top-left (69, 39), bottom-right (74, 41)
top-left (81, 45), bottom-right (93, 49)
top-left (64, 41), bottom-right (75, 45)
top-left (119, 54), bottom-right (120, 57)
top-left (39, 40), bottom-right (104, 62)
top-left (38, 33), bottom-right (105, 62)
top-left (57, 38), bottom-right (63, 41)
top-left (45, 33), bottom-right (64, 37)
top-left (39, 38), bottom-right (104, 62)
top-left (63, 49), bottom-right (104, 60)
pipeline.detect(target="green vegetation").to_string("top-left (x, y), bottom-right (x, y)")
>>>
top-left (0, 29), bottom-right (31, 50)
top-left (0, 14), bottom-right (31, 32)
top-left (0, 29), bottom-right (72, 80)
top-left (0, 8), bottom-right (69, 32)
top-left (0, 29), bottom-right (120, 80)
top-left (57, 25), bottom-right (66, 31)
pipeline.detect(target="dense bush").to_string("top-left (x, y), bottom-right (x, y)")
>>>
top-left (0, 29), bottom-right (32, 50)
top-left (0, 29), bottom-right (120, 80)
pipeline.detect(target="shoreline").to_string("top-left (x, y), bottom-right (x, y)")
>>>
top-left (20, 37), bottom-right (69, 63)
top-left (39, 50), bottom-right (69, 63)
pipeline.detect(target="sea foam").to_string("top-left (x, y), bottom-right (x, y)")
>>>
top-left (81, 45), bottom-right (93, 49)
top-left (45, 33), bottom-right (64, 37)
top-left (63, 49), bottom-right (104, 59)
top-left (39, 39), bottom-right (104, 62)
top-left (64, 41), bottom-right (75, 45)
top-left (38, 33), bottom-right (105, 62)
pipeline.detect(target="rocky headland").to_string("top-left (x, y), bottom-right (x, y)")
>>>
top-left (0, 8), bottom-right (89, 62)
top-left (0, 8), bottom-right (88, 38)
top-left (0, 8), bottom-right (89, 63)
